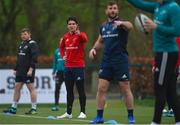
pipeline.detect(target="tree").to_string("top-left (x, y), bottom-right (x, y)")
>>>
top-left (0, 0), bottom-right (22, 56)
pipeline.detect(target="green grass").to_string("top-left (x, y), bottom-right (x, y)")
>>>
top-left (0, 99), bottom-right (175, 124)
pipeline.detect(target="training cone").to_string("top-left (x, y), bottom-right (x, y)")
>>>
top-left (4, 112), bottom-right (13, 116)
top-left (105, 119), bottom-right (118, 124)
top-left (47, 115), bottom-right (56, 120)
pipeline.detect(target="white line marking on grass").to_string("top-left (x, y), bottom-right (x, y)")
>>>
top-left (1, 113), bottom-right (90, 123)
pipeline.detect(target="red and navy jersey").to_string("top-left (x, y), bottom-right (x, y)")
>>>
top-left (100, 17), bottom-right (129, 64)
top-left (60, 32), bottom-right (87, 67)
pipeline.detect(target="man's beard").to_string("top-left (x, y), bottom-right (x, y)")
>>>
top-left (108, 13), bottom-right (118, 20)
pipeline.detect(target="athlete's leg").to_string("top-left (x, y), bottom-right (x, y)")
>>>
top-left (152, 52), bottom-right (169, 123)
top-left (153, 80), bottom-right (166, 123)
top-left (12, 82), bottom-right (24, 108)
top-left (167, 75), bottom-right (180, 122)
top-left (119, 81), bottom-right (135, 123)
top-left (26, 83), bottom-right (37, 110)
top-left (90, 64), bottom-right (112, 123)
top-left (55, 81), bottom-right (61, 105)
top-left (76, 78), bottom-right (86, 113)
top-left (96, 79), bottom-right (109, 116)
top-left (3, 82), bottom-right (23, 114)
top-left (65, 79), bottom-right (75, 114)
top-left (55, 72), bottom-right (64, 106)
top-left (119, 81), bottom-right (134, 111)
top-left (165, 53), bottom-right (180, 122)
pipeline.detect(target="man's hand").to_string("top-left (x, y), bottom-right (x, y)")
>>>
top-left (114, 21), bottom-right (133, 31)
top-left (27, 68), bottom-right (33, 76)
top-left (63, 56), bottom-right (66, 60)
top-left (152, 66), bottom-right (155, 74)
top-left (144, 18), bottom-right (157, 32)
top-left (89, 48), bottom-right (97, 60)
top-left (52, 74), bottom-right (56, 80)
top-left (75, 29), bottom-right (80, 36)
top-left (114, 21), bottom-right (123, 27)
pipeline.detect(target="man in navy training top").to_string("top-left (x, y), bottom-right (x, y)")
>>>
top-left (89, 1), bottom-right (135, 124)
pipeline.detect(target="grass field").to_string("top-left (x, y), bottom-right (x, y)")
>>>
top-left (0, 99), bottom-right (175, 124)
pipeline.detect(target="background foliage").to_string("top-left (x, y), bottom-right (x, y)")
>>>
top-left (0, 0), bottom-right (155, 58)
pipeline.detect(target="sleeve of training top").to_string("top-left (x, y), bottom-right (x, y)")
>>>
top-left (29, 41), bottom-right (38, 69)
top-left (156, 4), bottom-right (180, 36)
top-left (79, 32), bottom-right (88, 43)
top-left (52, 49), bottom-right (57, 75)
top-left (60, 37), bottom-right (65, 58)
top-left (127, 0), bottom-right (158, 13)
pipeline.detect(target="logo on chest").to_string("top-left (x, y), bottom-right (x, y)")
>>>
top-left (66, 39), bottom-right (69, 43)
top-left (73, 38), bottom-right (77, 42)
top-left (106, 31), bottom-right (111, 34)
top-left (24, 45), bottom-right (28, 49)
top-left (102, 27), bottom-right (105, 32)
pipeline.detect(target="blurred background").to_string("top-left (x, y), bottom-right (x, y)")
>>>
top-left (1, 0), bottom-right (180, 100)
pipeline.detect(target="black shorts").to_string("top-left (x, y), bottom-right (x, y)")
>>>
top-left (15, 75), bottom-right (35, 84)
top-left (55, 71), bottom-right (64, 85)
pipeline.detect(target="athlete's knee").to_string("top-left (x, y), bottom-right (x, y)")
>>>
top-left (120, 84), bottom-right (132, 96)
top-left (27, 85), bottom-right (36, 95)
top-left (15, 83), bottom-right (23, 91)
top-left (97, 87), bottom-right (106, 96)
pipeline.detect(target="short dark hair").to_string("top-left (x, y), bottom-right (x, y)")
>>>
top-left (67, 16), bottom-right (79, 24)
top-left (21, 27), bottom-right (31, 34)
top-left (107, 0), bottom-right (118, 6)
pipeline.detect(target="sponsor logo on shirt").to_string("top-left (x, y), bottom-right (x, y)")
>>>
top-left (102, 33), bottom-right (118, 38)
top-left (24, 45), bottom-right (28, 49)
top-left (107, 31), bottom-right (111, 34)
top-left (66, 39), bottom-right (69, 43)
top-left (18, 53), bottom-right (26, 56)
top-left (66, 46), bottom-right (78, 50)
top-left (18, 50), bottom-right (26, 55)
top-left (73, 38), bottom-right (77, 42)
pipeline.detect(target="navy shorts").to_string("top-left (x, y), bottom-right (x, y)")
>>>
top-left (64, 67), bottom-right (85, 81)
top-left (15, 75), bottom-right (35, 84)
top-left (99, 62), bottom-right (130, 81)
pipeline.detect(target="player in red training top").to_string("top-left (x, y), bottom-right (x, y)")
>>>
top-left (57, 16), bottom-right (88, 119)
